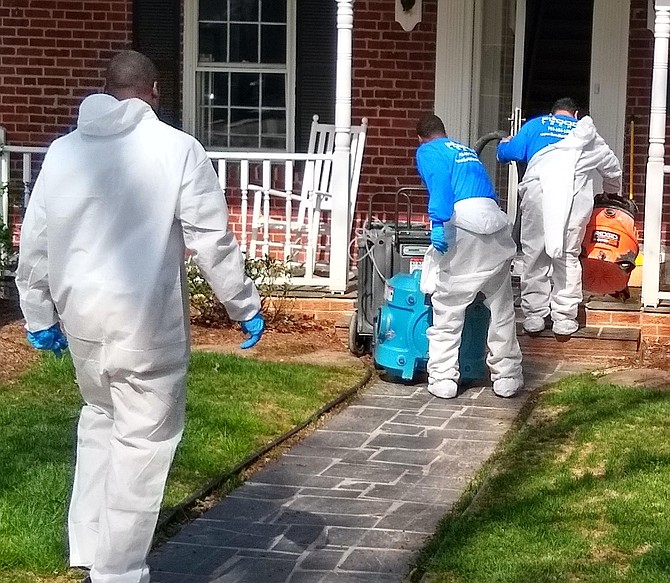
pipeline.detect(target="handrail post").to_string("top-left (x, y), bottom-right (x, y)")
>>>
top-left (0, 127), bottom-right (8, 228)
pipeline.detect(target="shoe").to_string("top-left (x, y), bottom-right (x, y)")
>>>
top-left (523, 316), bottom-right (547, 334)
top-left (427, 379), bottom-right (458, 399)
top-left (552, 319), bottom-right (579, 336)
top-left (493, 377), bottom-right (523, 398)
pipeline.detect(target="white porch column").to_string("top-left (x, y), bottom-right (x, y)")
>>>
top-left (329, 0), bottom-right (354, 293)
top-left (434, 0), bottom-right (474, 143)
top-left (642, 1), bottom-right (670, 307)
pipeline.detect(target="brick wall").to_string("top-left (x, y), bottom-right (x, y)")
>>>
top-left (626, 0), bottom-right (654, 243)
top-left (351, 0), bottom-right (437, 229)
top-left (0, 0), bottom-right (132, 147)
top-left (626, 0), bottom-right (670, 258)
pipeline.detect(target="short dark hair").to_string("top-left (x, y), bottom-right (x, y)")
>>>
top-left (105, 50), bottom-right (158, 97)
top-left (416, 114), bottom-right (446, 139)
top-left (551, 97), bottom-right (579, 115)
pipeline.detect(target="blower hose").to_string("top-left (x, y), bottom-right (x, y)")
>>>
top-left (472, 130), bottom-right (508, 156)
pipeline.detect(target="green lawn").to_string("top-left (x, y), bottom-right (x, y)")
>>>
top-left (414, 374), bottom-right (670, 583)
top-left (0, 351), bottom-right (362, 583)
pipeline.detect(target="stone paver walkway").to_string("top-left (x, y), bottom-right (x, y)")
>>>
top-left (149, 357), bottom-right (593, 583)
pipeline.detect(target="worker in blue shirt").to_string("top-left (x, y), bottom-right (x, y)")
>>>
top-left (497, 97), bottom-right (622, 336)
top-left (416, 114), bottom-right (523, 399)
top-left (497, 100), bottom-right (578, 165)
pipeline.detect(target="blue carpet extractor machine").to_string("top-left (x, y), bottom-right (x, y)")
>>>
top-left (373, 271), bottom-right (490, 381)
top-left (350, 132), bottom-right (506, 382)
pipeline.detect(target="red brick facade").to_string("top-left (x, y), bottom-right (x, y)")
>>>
top-left (3, 0), bottom-right (670, 331)
top-left (0, 0), bottom-right (132, 147)
top-left (626, 0), bottom-right (655, 242)
top-left (352, 0), bottom-right (436, 226)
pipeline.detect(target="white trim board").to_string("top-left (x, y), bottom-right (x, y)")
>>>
top-left (590, 0), bottom-right (630, 166)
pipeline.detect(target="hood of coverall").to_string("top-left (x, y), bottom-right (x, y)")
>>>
top-left (556, 115), bottom-right (596, 150)
top-left (77, 93), bottom-right (154, 137)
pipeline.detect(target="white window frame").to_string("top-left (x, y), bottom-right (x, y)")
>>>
top-left (182, 0), bottom-right (297, 151)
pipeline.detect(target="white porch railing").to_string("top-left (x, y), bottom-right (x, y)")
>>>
top-left (0, 131), bottom-right (355, 292)
top-left (0, 127), bottom-right (47, 234)
top-left (643, 0), bottom-right (670, 307)
top-left (207, 151), bottom-right (350, 290)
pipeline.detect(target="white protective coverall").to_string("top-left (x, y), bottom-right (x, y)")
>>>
top-left (427, 197), bottom-right (523, 395)
top-left (16, 93), bottom-right (260, 583)
top-left (518, 116), bottom-right (622, 332)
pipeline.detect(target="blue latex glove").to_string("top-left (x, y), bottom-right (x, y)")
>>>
top-left (26, 323), bottom-right (68, 357)
top-left (431, 222), bottom-right (448, 253)
top-left (240, 312), bottom-right (265, 349)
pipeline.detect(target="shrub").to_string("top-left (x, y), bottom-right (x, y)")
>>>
top-left (0, 218), bottom-right (16, 274)
top-left (187, 254), bottom-right (293, 328)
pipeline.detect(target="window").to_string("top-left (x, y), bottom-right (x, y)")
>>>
top-left (185, 0), bottom-right (335, 151)
top-left (196, 1), bottom-right (289, 150)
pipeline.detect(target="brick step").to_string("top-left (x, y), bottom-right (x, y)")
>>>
top-left (584, 308), bottom-right (670, 343)
top-left (286, 296), bottom-right (355, 321)
top-left (517, 325), bottom-right (641, 360)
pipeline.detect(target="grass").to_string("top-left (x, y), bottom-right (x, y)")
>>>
top-left (414, 374), bottom-right (670, 583)
top-left (0, 351), bottom-right (362, 583)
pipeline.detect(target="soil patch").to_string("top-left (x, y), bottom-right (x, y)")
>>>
top-left (190, 317), bottom-right (363, 367)
top-left (596, 367), bottom-right (670, 390)
top-left (0, 297), bottom-right (362, 382)
top-left (0, 298), bottom-right (38, 383)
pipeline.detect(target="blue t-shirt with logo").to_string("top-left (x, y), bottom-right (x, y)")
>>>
top-left (416, 137), bottom-right (497, 224)
top-left (496, 114), bottom-right (578, 164)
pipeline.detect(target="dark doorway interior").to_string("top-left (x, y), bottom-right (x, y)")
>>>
top-left (523, 0), bottom-right (594, 119)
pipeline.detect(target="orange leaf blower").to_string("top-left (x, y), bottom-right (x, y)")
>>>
top-left (581, 193), bottom-right (639, 299)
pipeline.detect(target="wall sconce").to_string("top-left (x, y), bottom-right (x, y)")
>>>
top-left (395, 0), bottom-right (422, 31)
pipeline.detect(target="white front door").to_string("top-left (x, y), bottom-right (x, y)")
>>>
top-left (470, 0), bottom-right (527, 222)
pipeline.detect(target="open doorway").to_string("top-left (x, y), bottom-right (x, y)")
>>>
top-left (471, 0), bottom-right (597, 218)
top-left (523, 0), bottom-right (594, 119)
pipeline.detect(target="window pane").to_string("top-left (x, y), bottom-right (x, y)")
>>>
top-left (231, 108), bottom-right (258, 134)
top-left (200, 72), bottom-right (229, 106)
top-left (262, 74), bottom-right (284, 107)
top-left (196, 100), bottom-right (212, 143)
top-left (230, 24), bottom-right (258, 62)
top-left (197, 71), bottom-right (229, 106)
top-left (261, 110), bottom-right (286, 149)
top-left (230, 107), bottom-right (260, 148)
top-left (231, 73), bottom-right (259, 107)
top-left (199, 23), bottom-right (227, 62)
top-left (261, 2), bottom-right (286, 23)
top-left (230, 0), bottom-right (258, 22)
top-left (199, 0), bottom-right (227, 21)
top-left (261, 25), bottom-right (286, 63)
top-left (230, 134), bottom-right (260, 148)
top-left (210, 108), bottom-right (230, 148)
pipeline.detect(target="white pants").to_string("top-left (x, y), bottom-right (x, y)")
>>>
top-left (67, 338), bottom-right (187, 583)
top-left (519, 180), bottom-right (594, 323)
top-left (427, 227), bottom-right (523, 385)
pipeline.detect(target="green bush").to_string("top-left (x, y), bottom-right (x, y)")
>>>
top-left (186, 254), bottom-right (293, 327)
top-left (0, 218), bottom-right (16, 274)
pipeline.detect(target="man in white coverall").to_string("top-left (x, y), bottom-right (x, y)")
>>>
top-left (416, 114), bottom-right (523, 399)
top-left (16, 50), bottom-right (265, 583)
top-left (497, 97), bottom-right (622, 336)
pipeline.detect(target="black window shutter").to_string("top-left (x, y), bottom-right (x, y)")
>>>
top-left (295, 0), bottom-right (337, 151)
top-left (133, 0), bottom-right (181, 128)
